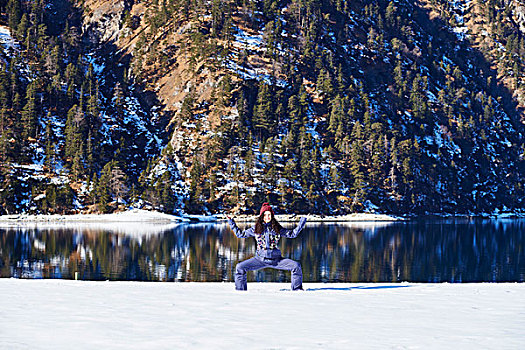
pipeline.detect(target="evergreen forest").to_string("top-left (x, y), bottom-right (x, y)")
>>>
top-left (1, 0), bottom-right (525, 216)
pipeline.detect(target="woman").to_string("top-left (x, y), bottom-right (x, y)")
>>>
top-left (227, 203), bottom-right (307, 291)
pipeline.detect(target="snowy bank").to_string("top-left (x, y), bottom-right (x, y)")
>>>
top-left (2, 210), bottom-right (524, 225)
top-left (222, 213), bottom-right (403, 222)
top-left (0, 211), bottom-right (402, 225)
top-left (1, 279), bottom-right (524, 349)
top-left (0, 209), bottom-right (188, 224)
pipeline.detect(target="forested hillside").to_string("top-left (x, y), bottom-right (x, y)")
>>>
top-left (1, 0), bottom-right (525, 216)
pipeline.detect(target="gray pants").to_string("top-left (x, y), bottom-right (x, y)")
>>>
top-left (235, 256), bottom-right (303, 290)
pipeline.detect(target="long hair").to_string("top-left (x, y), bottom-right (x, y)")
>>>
top-left (255, 212), bottom-right (282, 234)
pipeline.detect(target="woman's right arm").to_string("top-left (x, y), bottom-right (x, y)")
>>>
top-left (227, 217), bottom-right (255, 238)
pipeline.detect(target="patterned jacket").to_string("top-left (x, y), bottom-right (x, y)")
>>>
top-left (228, 217), bottom-right (307, 259)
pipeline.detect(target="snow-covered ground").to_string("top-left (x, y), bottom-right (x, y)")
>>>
top-left (229, 213), bottom-right (404, 222)
top-left (0, 25), bottom-right (17, 50)
top-left (0, 209), bottom-right (523, 225)
top-left (0, 209), bottom-right (188, 224)
top-left (0, 210), bottom-right (403, 224)
top-left (1, 279), bottom-right (524, 349)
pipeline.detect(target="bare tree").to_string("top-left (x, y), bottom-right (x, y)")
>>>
top-left (109, 166), bottom-right (129, 205)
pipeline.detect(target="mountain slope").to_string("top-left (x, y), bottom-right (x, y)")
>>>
top-left (1, 0), bottom-right (525, 215)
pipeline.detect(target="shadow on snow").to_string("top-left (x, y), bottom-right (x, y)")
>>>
top-left (304, 285), bottom-right (412, 292)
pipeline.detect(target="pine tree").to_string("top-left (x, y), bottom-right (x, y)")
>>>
top-left (284, 158), bottom-right (297, 185)
top-left (97, 162), bottom-right (113, 213)
top-left (409, 74), bottom-right (428, 122)
top-left (300, 149), bottom-right (312, 188)
top-left (253, 83), bottom-right (276, 140)
top-left (328, 95), bottom-right (344, 135)
top-left (44, 118), bottom-right (55, 171)
top-left (179, 90), bottom-right (195, 126)
top-left (113, 82), bottom-right (125, 122)
top-left (21, 82), bottom-right (38, 141)
top-left (71, 146), bottom-right (84, 181)
top-left (188, 154), bottom-right (203, 211)
top-left (64, 104), bottom-right (83, 162)
top-left (159, 171), bottom-right (174, 212)
top-left (369, 131), bottom-right (386, 189)
top-left (86, 131), bottom-right (94, 174)
top-left (208, 170), bottom-right (216, 202)
top-left (46, 185), bottom-right (57, 212)
top-left (349, 121), bottom-right (366, 208)
top-left (7, 0), bottom-right (21, 32)
top-left (16, 13), bottom-right (28, 39)
top-left (89, 173), bottom-right (98, 206)
top-left (329, 165), bottom-right (340, 191)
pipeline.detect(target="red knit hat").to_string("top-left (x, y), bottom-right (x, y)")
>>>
top-left (259, 202), bottom-right (273, 216)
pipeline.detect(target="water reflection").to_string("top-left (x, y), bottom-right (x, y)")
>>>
top-left (0, 219), bottom-right (524, 282)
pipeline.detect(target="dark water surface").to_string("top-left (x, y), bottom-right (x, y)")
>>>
top-left (1, 219), bottom-right (524, 282)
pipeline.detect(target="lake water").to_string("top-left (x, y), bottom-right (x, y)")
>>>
top-left (1, 219), bottom-right (524, 283)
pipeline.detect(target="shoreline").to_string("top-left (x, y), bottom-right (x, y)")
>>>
top-left (0, 208), bottom-right (524, 224)
top-left (0, 209), bottom-right (405, 223)
top-left (0, 209), bottom-right (188, 224)
top-left (225, 213), bottom-right (404, 222)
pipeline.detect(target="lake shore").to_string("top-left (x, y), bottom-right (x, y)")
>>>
top-left (0, 209), bottom-right (189, 224)
top-left (0, 209), bottom-right (404, 224)
top-left (1, 208), bottom-right (524, 224)
top-left (1, 279), bottom-right (524, 349)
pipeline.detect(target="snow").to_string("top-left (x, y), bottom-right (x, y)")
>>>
top-left (0, 25), bottom-right (17, 50)
top-left (232, 27), bottom-right (264, 51)
top-left (0, 279), bottom-right (523, 349)
top-left (0, 209), bottom-right (189, 225)
top-left (85, 54), bottom-right (105, 74)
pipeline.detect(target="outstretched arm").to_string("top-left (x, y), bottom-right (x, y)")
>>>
top-left (281, 217), bottom-right (307, 238)
top-left (227, 216), bottom-right (255, 238)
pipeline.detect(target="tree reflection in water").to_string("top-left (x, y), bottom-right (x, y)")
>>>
top-left (0, 219), bottom-right (524, 282)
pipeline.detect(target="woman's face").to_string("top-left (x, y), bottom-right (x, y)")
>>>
top-left (263, 210), bottom-right (272, 223)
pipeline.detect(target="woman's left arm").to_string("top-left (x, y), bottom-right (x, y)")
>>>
top-left (281, 217), bottom-right (307, 238)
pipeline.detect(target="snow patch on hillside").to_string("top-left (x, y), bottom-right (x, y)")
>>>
top-left (0, 25), bottom-right (17, 50)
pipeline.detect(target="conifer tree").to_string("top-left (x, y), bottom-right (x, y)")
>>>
top-left (44, 119), bottom-right (55, 171)
top-left (329, 165), bottom-right (340, 191)
top-left (349, 121), bottom-right (366, 207)
top-left (97, 162), bottom-right (113, 213)
top-left (328, 95), bottom-right (344, 135)
top-left (46, 184), bottom-right (57, 212)
top-left (253, 83), bottom-right (276, 140)
top-left (16, 13), bottom-right (28, 38)
top-left (188, 154), bottom-right (203, 211)
top-left (159, 171), bottom-right (174, 212)
top-left (179, 90), bottom-right (195, 126)
top-left (89, 173), bottom-right (98, 206)
top-left (113, 82), bottom-right (125, 123)
top-left (64, 104), bottom-right (83, 162)
top-left (71, 146), bottom-right (84, 181)
top-left (21, 82), bottom-right (38, 141)
top-left (300, 149), bottom-right (312, 188)
top-left (0, 130), bottom-right (8, 163)
top-left (7, 0), bottom-right (21, 32)
top-left (284, 158), bottom-right (297, 185)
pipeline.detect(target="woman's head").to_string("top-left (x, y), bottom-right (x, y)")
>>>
top-left (260, 202), bottom-right (274, 223)
top-left (259, 202), bottom-right (273, 215)
top-left (255, 202), bottom-right (282, 234)
top-left (262, 210), bottom-right (272, 223)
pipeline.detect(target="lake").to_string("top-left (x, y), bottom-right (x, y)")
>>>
top-left (1, 219), bottom-right (524, 283)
